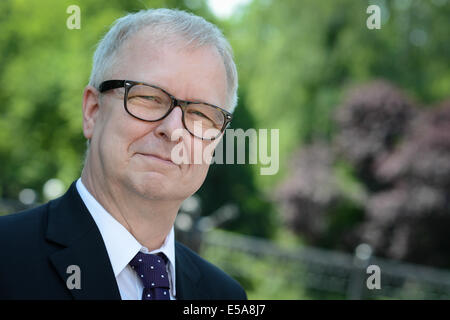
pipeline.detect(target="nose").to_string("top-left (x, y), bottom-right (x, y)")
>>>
top-left (154, 106), bottom-right (185, 141)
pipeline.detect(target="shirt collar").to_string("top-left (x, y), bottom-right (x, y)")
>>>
top-left (75, 178), bottom-right (176, 281)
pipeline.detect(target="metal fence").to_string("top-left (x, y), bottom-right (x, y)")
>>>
top-left (197, 229), bottom-right (450, 300)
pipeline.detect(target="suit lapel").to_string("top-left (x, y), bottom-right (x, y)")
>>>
top-left (175, 242), bottom-right (202, 300)
top-left (45, 182), bottom-right (206, 300)
top-left (46, 182), bottom-right (121, 300)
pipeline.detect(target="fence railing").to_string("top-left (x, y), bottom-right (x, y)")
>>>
top-left (198, 229), bottom-right (450, 300)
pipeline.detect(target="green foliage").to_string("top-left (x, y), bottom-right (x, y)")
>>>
top-left (229, 0), bottom-right (450, 188)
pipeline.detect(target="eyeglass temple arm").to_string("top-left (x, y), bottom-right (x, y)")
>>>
top-left (99, 80), bottom-right (127, 92)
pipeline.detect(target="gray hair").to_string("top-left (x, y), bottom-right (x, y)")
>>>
top-left (88, 8), bottom-right (238, 112)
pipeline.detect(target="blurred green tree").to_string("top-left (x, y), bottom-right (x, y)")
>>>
top-left (228, 0), bottom-right (450, 188)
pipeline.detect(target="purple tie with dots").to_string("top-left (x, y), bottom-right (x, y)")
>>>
top-left (129, 252), bottom-right (170, 300)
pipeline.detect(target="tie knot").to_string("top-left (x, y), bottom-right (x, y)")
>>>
top-left (129, 252), bottom-right (170, 289)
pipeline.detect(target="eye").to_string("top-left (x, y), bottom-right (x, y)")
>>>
top-left (141, 96), bottom-right (161, 102)
top-left (190, 110), bottom-right (209, 118)
top-left (129, 95), bottom-right (164, 106)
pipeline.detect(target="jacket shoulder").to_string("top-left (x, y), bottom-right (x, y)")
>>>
top-left (176, 241), bottom-right (247, 300)
top-left (0, 203), bottom-right (49, 242)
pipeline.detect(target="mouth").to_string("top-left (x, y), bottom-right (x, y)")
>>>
top-left (137, 152), bottom-right (177, 166)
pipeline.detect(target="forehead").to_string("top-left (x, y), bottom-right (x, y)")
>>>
top-left (110, 29), bottom-right (229, 108)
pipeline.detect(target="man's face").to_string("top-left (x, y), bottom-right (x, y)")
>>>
top-left (83, 31), bottom-right (229, 202)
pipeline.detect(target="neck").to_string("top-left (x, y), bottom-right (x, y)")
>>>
top-left (81, 164), bottom-right (180, 252)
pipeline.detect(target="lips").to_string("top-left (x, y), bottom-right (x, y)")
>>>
top-left (137, 152), bottom-right (176, 165)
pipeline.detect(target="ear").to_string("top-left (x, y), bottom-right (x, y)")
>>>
top-left (82, 85), bottom-right (100, 140)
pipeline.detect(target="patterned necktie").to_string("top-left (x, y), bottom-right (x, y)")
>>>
top-left (129, 252), bottom-right (170, 300)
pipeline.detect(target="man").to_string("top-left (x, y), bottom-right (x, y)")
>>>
top-left (0, 8), bottom-right (246, 300)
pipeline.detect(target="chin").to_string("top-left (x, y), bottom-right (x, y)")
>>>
top-left (128, 172), bottom-right (175, 200)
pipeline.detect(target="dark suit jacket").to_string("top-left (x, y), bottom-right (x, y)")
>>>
top-left (0, 182), bottom-right (246, 300)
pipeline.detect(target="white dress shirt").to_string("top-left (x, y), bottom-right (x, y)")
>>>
top-left (75, 178), bottom-right (176, 300)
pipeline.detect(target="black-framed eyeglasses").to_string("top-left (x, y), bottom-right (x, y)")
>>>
top-left (98, 80), bottom-right (233, 140)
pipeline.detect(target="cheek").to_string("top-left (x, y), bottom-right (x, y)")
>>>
top-left (182, 136), bottom-right (219, 165)
top-left (180, 163), bottom-right (211, 195)
top-left (98, 111), bottom-right (152, 165)
top-left (118, 109), bottom-right (158, 144)
top-left (179, 139), bottom-right (216, 185)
